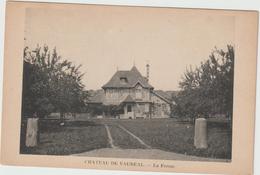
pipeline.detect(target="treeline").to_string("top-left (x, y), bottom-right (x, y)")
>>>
top-left (172, 45), bottom-right (234, 120)
top-left (22, 45), bottom-right (88, 120)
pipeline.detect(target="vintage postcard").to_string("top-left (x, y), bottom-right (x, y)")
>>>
top-left (0, 1), bottom-right (258, 175)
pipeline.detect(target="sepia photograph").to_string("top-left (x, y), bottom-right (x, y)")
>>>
top-left (20, 4), bottom-right (233, 162)
top-left (0, 1), bottom-right (258, 175)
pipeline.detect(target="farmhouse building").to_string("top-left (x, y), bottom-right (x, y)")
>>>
top-left (100, 65), bottom-right (172, 119)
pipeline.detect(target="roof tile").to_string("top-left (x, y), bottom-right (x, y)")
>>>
top-left (102, 66), bottom-right (153, 89)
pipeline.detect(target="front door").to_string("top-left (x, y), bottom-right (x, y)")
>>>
top-left (127, 104), bottom-right (134, 119)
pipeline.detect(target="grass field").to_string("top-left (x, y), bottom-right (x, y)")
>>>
top-left (108, 124), bottom-right (146, 149)
top-left (20, 117), bottom-right (231, 159)
top-left (113, 119), bottom-right (232, 159)
top-left (20, 120), bottom-right (109, 155)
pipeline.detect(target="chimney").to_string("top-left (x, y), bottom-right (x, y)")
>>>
top-left (146, 62), bottom-right (150, 82)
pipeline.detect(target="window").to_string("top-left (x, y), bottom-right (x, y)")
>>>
top-left (136, 89), bottom-right (142, 99)
top-left (142, 91), bottom-right (145, 98)
top-left (119, 89), bottom-right (123, 97)
top-left (127, 105), bottom-right (132, 112)
top-left (120, 77), bottom-right (128, 84)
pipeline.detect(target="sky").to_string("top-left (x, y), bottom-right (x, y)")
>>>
top-left (24, 5), bottom-right (235, 91)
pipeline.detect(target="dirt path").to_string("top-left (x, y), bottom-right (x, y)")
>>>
top-left (104, 124), bottom-right (118, 149)
top-left (73, 123), bottom-right (229, 162)
top-left (117, 124), bottom-right (151, 149)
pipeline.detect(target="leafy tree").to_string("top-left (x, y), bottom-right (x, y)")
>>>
top-left (22, 45), bottom-right (87, 119)
top-left (172, 45), bottom-right (234, 121)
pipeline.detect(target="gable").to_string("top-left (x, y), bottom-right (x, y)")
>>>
top-left (102, 66), bottom-right (153, 89)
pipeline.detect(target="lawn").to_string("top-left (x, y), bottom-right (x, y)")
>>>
top-left (114, 118), bottom-right (232, 159)
top-left (107, 123), bottom-right (146, 149)
top-left (20, 120), bottom-right (109, 155)
top-left (20, 118), bottom-right (232, 160)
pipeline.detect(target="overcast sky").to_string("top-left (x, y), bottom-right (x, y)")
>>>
top-left (24, 5), bottom-right (234, 91)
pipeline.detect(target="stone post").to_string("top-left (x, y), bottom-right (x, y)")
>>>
top-left (25, 118), bottom-right (39, 147)
top-left (194, 118), bottom-right (208, 149)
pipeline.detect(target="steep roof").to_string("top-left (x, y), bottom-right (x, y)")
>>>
top-left (152, 91), bottom-right (172, 104)
top-left (154, 90), bottom-right (172, 101)
top-left (102, 66), bottom-right (153, 89)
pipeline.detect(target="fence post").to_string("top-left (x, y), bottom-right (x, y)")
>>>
top-left (25, 118), bottom-right (39, 147)
top-left (194, 118), bottom-right (208, 149)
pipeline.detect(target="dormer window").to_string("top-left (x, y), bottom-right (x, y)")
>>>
top-left (120, 77), bottom-right (128, 84)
